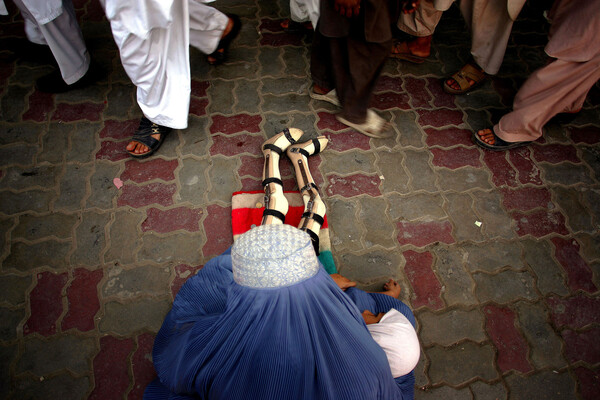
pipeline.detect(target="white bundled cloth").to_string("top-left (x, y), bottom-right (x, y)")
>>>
top-left (289, 0), bottom-right (319, 30)
top-left (100, 0), bottom-right (228, 129)
top-left (1, 0), bottom-right (90, 84)
top-left (367, 308), bottom-right (421, 378)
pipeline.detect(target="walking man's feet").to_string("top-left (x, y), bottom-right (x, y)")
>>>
top-left (444, 62), bottom-right (486, 94)
top-left (207, 14), bottom-right (241, 65)
top-left (126, 117), bottom-right (171, 159)
top-left (390, 35), bottom-right (431, 63)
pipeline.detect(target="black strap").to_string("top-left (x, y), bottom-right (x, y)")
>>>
top-left (300, 182), bottom-right (318, 192)
top-left (262, 177), bottom-right (283, 187)
top-left (312, 138), bottom-right (321, 155)
top-left (302, 212), bottom-right (324, 226)
top-left (263, 209), bottom-right (286, 223)
top-left (304, 228), bottom-right (320, 255)
top-left (283, 128), bottom-right (297, 145)
top-left (263, 143), bottom-right (283, 155)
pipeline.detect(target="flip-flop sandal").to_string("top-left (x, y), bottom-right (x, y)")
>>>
top-left (336, 109), bottom-right (395, 138)
top-left (309, 88), bottom-right (340, 107)
top-left (443, 63), bottom-right (487, 94)
top-left (208, 14), bottom-right (242, 66)
top-left (390, 41), bottom-right (427, 64)
top-left (127, 117), bottom-right (171, 159)
top-left (472, 129), bottom-right (531, 151)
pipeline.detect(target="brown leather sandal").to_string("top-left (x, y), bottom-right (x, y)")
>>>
top-left (443, 63), bottom-right (486, 94)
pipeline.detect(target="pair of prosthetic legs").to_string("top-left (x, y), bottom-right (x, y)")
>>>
top-left (261, 128), bottom-right (327, 254)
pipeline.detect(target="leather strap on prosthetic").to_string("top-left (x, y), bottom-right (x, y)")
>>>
top-left (261, 128), bottom-right (304, 225)
top-left (286, 137), bottom-right (328, 254)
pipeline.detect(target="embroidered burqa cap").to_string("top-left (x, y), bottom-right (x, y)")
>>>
top-left (232, 224), bottom-right (319, 288)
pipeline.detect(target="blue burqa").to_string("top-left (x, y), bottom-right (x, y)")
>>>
top-left (145, 249), bottom-right (415, 400)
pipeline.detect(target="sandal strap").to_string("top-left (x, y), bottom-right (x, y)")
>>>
top-left (300, 182), bottom-right (318, 193)
top-left (283, 128), bottom-right (297, 145)
top-left (263, 209), bottom-right (285, 223)
top-left (263, 143), bottom-right (283, 155)
top-left (452, 64), bottom-right (485, 90)
top-left (302, 211), bottom-right (324, 226)
top-left (303, 228), bottom-right (320, 255)
top-left (262, 177), bottom-right (284, 187)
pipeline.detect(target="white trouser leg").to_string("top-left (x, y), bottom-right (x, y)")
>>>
top-left (13, 0), bottom-right (89, 84)
top-left (106, 0), bottom-right (190, 129)
top-left (188, 1), bottom-right (228, 54)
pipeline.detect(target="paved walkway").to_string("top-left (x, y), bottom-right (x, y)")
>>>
top-left (1, 1), bottom-right (599, 399)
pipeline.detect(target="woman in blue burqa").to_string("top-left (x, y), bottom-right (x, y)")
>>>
top-left (144, 224), bottom-right (418, 400)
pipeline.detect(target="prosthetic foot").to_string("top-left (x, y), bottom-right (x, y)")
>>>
top-left (261, 128), bottom-right (304, 225)
top-left (286, 137), bottom-right (328, 254)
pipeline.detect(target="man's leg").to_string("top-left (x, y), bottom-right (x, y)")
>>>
top-left (105, 0), bottom-right (190, 156)
top-left (495, 57), bottom-right (600, 142)
top-left (13, 0), bottom-right (90, 90)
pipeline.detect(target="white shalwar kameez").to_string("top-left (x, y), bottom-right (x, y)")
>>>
top-left (0, 0), bottom-right (90, 84)
top-left (100, 0), bottom-right (229, 130)
top-left (289, 0), bottom-right (319, 30)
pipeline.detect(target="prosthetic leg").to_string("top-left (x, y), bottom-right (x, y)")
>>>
top-left (286, 136), bottom-right (328, 254)
top-left (261, 128), bottom-right (304, 225)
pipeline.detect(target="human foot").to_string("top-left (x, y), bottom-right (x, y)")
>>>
top-left (381, 279), bottom-right (401, 298)
top-left (126, 117), bottom-right (171, 158)
top-left (390, 36), bottom-right (431, 63)
top-left (331, 273), bottom-right (357, 291)
top-left (473, 128), bottom-right (531, 151)
top-left (207, 14), bottom-right (241, 65)
top-left (310, 84), bottom-right (340, 106)
top-left (336, 109), bottom-right (395, 138)
top-left (444, 62), bottom-right (486, 94)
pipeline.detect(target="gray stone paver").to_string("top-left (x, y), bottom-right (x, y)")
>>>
top-left (418, 308), bottom-right (486, 346)
top-left (426, 342), bottom-right (497, 385)
top-left (1, 2), bottom-right (597, 398)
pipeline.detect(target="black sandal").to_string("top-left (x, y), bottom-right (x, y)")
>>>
top-left (127, 117), bottom-right (171, 159)
top-left (208, 14), bottom-right (241, 66)
top-left (472, 129), bottom-right (531, 151)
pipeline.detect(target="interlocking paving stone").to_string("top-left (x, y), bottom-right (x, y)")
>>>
top-left (505, 370), bottom-right (576, 400)
top-left (404, 250), bottom-right (444, 310)
top-left (436, 166), bottom-right (492, 191)
top-left (67, 122), bottom-right (102, 163)
top-left (103, 265), bottom-right (170, 298)
top-left (472, 190), bottom-right (515, 239)
top-left (469, 381), bottom-right (507, 400)
top-left (415, 386), bottom-right (472, 400)
top-left (181, 116), bottom-right (212, 157)
top-left (129, 333), bottom-right (157, 400)
top-left (55, 164), bottom-right (93, 211)
top-left (388, 193), bottom-right (446, 221)
top-left (377, 150), bottom-right (411, 194)
top-left (327, 198), bottom-right (362, 251)
top-left (444, 193), bottom-right (484, 242)
top-left (12, 213), bottom-right (77, 240)
top-left (0, 307), bottom-right (24, 341)
top-left (0, 344), bottom-right (16, 397)
top-left (62, 268), bottom-right (103, 332)
top-left (0, 165), bottom-right (59, 191)
top-left (404, 150), bottom-right (437, 192)
top-left (432, 246), bottom-right (478, 306)
top-left (12, 374), bottom-right (90, 400)
top-left (86, 161), bottom-right (120, 209)
top-left (0, 274), bottom-right (31, 306)
top-left (521, 239), bottom-right (568, 296)
top-left (358, 196), bottom-right (396, 248)
top-left (484, 304), bottom-right (533, 373)
top-left (201, 204), bottom-right (232, 258)
top-left (117, 182), bottom-right (177, 208)
top-left (140, 232), bottom-right (203, 265)
top-left (418, 308), bottom-right (486, 346)
top-left (105, 210), bottom-right (144, 265)
top-left (426, 342), bottom-right (497, 385)
top-left (551, 237), bottom-right (597, 293)
top-left (552, 186), bottom-right (596, 233)
top-left (337, 250), bottom-right (404, 292)
top-left (4, 240), bottom-right (70, 272)
top-left (99, 298), bottom-right (171, 335)
top-left (462, 241), bottom-right (523, 273)
top-left (394, 110), bottom-right (424, 148)
top-left (71, 211), bottom-right (111, 266)
top-left (178, 158), bottom-right (211, 203)
top-left (0, 85), bottom-right (29, 122)
top-left (547, 294), bottom-right (600, 329)
top-left (0, 143), bottom-right (37, 166)
top-left (16, 335), bottom-right (95, 376)
top-left (171, 264), bottom-right (203, 297)
top-left (514, 301), bottom-right (566, 369)
top-left (540, 162), bottom-right (595, 185)
top-left (207, 156), bottom-right (242, 203)
top-left (322, 151), bottom-right (378, 175)
top-left (574, 366), bottom-right (600, 400)
top-left (326, 173), bottom-right (382, 198)
top-left (482, 151), bottom-right (518, 187)
top-left (89, 336), bottom-right (134, 400)
top-left (474, 270), bottom-right (537, 304)
top-left (561, 327), bottom-right (600, 365)
top-left (397, 220), bottom-right (454, 247)
top-left (509, 147), bottom-right (543, 185)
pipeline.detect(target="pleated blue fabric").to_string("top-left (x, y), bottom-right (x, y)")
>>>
top-left (145, 248), bottom-right (410, 400)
